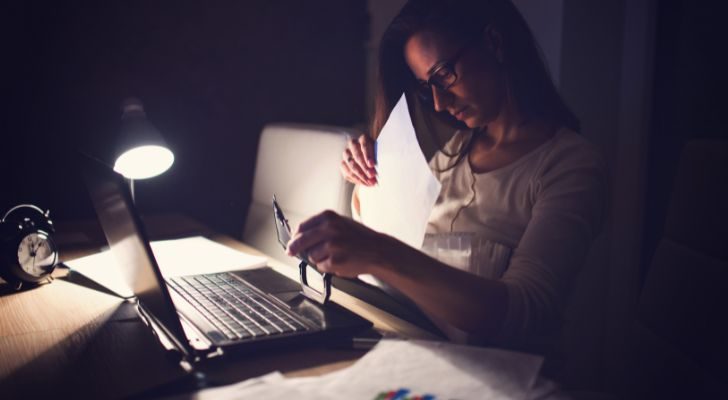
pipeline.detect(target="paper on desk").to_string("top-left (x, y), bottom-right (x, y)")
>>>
top-left (168, 339), bottom-right (547, 400)
top-left (160, 372), bottom-right (332, 400)
top-left (290, 340), bottom-right (545, 400)
top-left (150, 237), bottom-right (267, 277)
top-left (64, 236), bottom-right (267, 298)
top-left (358, 94), bottom-right (441, 250)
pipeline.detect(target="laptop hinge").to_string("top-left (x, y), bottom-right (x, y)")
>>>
top-left (134, 300), bottom-right (222, 370)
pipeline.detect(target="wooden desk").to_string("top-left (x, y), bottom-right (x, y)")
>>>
top-left (0, 215), bottom-right (435, 398)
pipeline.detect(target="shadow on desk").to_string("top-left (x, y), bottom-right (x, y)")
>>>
top-left (0, 301), bottom-right (187, 399)
top-left (0, 283), bottom-right (32, 297)
top-left (0, 289), bottom-right (367, 399)
top-left (1, 215), bottom-right (379, 398)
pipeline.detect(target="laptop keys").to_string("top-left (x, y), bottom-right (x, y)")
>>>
top-left (167, 273), bottom-right (309, 342)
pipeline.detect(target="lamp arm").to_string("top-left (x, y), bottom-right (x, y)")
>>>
top-left (128, 178), bottom-right (136, 203)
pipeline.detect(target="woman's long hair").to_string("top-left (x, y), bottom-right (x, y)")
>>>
top-left (371, 0), bottom-right (579, 160)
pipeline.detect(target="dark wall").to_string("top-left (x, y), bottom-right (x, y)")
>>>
top-left (2, 1), bottom-right (367, 236)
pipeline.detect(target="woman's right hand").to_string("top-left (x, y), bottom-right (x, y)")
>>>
top-left (341, 134), bottom-right (377, 186)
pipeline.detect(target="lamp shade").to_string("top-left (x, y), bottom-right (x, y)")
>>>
top-left (113, 97), bottom-right (174, 180)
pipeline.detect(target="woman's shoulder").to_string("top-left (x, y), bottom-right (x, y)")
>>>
top-left (551, 128), bottom-right (601, 157)
top-left (530, 128), bottom-right (608, 237)
top-left (538, 127), bottom-right (606, 175)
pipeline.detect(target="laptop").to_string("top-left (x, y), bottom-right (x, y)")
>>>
top-left (79, 154), bottom-right (373, 363)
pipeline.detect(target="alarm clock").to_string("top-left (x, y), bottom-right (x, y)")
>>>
top-left (0, 204), bottom-right (59, 290)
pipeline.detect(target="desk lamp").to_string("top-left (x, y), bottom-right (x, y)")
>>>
top-left (113, 97), bottom-right (174, 201)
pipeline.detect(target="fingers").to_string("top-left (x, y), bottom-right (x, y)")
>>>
top-left (307, 241), bottom-right (332, 265)
top-left (297, 209), bottom-right (339, 232)
top-left (286, 226), bottom-right (323, 258)
top-left (298, 239), bottom-right (357, 277)
top-left (287, 210), bottom-right (338, 256)
top-left (286, 211), bottom-right (374, 279)
top-left (340, 162), bottom-right (361, 186)
top-left (359, 134), bottom-right (376, 169)
top-left (341, 149), bottom-right (373, 186)
top-left (341, 135), bottom-right (377, 186)
top-left (290, 225), bottom-right (336, 272)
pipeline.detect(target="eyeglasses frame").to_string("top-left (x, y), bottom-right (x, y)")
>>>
top-left (273, 195), bottom-right (332, 304)
top-left (415, 33), bottom-right (482, 102)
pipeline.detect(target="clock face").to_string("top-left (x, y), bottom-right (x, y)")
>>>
top-left (17, 232), bottom-right (58, 277)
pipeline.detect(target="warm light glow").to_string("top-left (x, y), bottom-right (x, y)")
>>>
top-left (113, 145), bottom-right (174, 179)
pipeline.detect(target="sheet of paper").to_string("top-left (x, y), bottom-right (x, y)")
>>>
top-left (358, 94), bottom-right (442, 250)
top-left (289, 340), bottom-right (545, 400)
top-left (64, 236), bottom-right (267, 298)
top-left (161, 372), bottom-right (338, 400)
top-left (168, 339), bottom-right (548, 400)
top-left (150, 237), bottom-right (267, 277)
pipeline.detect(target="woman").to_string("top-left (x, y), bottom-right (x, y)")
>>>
top-left (287, 0), bottom-right (606, 356)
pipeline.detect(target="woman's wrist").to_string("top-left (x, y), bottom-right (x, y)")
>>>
top-left (368, 234), bottom-right (418, 281)
top-left (351, 185), bottom-right (362, 221)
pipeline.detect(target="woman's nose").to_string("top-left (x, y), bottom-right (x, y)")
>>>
top-left (431, 85), bottom-right (452, 112)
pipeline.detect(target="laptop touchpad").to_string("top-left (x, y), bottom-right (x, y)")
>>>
top-left (231, 267), bottom-right (300, 294)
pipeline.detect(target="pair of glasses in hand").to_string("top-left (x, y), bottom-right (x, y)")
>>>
top-left (273, 195), bottom-right (331, 304)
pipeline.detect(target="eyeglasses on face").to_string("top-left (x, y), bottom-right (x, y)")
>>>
top-left (414, 42), bottom-right (472, 103)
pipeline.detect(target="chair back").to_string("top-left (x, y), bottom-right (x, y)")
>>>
top-left (242, 123), bottom-right (357, 265)
top-left (626, 140), bottom-right (728, 398)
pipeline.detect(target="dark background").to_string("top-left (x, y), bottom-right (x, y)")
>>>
top-left (1, 0), bottom-right (726, 283)
top-left (2, 0), bottom-right (367, 236)
top-left (641, 0), bottom-right (727, 276)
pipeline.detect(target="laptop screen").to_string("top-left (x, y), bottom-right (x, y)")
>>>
top-left (80, 155), bottom-right (190, 352)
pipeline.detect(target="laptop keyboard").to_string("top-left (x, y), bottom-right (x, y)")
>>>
top-left (167, 273), bottom-right (309, 341)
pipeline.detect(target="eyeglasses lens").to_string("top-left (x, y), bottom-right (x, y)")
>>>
top-left (416, 67), bottom-right (457, 102)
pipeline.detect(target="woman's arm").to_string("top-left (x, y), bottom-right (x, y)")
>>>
top-left (371, 239), bottom-right (509, 339)
top-left (498, 141), bottom-right (607, 338)
top-left (287, 210), bottom-right (509, 339)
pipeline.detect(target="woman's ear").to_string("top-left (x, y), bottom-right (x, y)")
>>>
top-left (483, 25), bottom-right (503, 63)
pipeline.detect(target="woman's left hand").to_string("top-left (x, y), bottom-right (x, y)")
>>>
top-left (286, 210), bottom-right (399, 278)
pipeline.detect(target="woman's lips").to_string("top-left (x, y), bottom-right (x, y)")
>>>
top-left (453, 107), bottom-right (468, 120)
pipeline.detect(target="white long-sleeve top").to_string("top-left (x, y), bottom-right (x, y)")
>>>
top-left (426, 127), bottom-right (607, 352)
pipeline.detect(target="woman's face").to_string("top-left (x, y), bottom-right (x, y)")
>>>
top-left (404, 29), bottom-right (506, 129)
